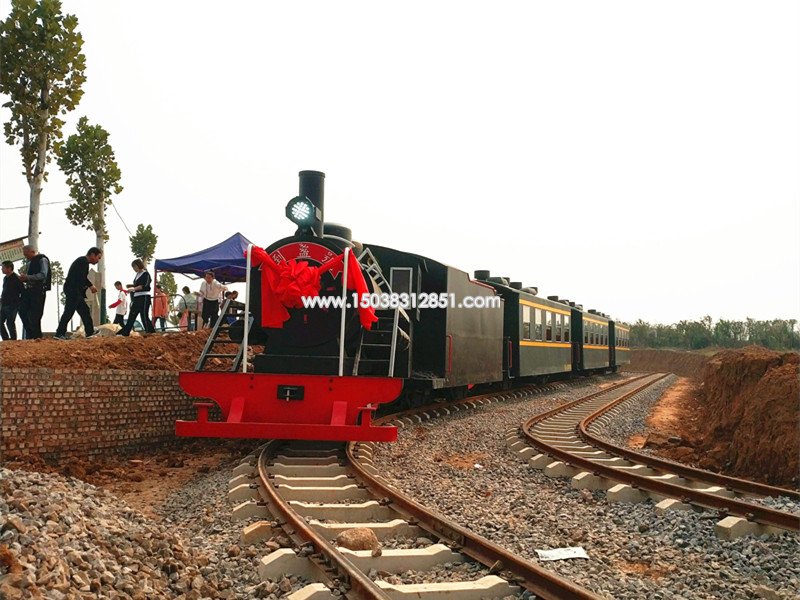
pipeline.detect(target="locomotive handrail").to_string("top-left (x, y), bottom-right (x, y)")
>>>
top-left (389, 305), bottom-right (400, 376)
top-left (339, 246), bottom-right (350, 376)
top-left (243, 243), bottom-right (253, 373)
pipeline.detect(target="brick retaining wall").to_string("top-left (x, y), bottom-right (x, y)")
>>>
top-left (0, 368), bottom-right (209, 462)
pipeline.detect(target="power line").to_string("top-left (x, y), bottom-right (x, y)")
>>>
top-left (0, 200), bottom-right (72, 211)
top-left (110, 200), bottom-right (132, 236)
top-left (0, 198), bottom-right (133, 237)
top-left (1, 197), bottom-right (133, 238)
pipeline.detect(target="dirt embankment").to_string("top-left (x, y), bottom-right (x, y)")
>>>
top-left (0, 330), bottom-right (248, 371)
top-left (641, 346), bottom-right (799, 488)
top-left (693, 347), bottom-right (799, 487)
top-left (625, 348), bottom-right (709, 378)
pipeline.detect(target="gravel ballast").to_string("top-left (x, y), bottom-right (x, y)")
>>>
top-left (370, 378), bottom-right (800, 600)
top-left (0, 468), bottom-right (225, 599)
top-left (0, 460), bottom-right (308, 599)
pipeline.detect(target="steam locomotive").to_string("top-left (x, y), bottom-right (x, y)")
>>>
top-left (176, 171), bottom-right (630, 442)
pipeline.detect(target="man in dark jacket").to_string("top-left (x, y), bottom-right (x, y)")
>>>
top-left (1, 260), bottom-right (24, 340)
top-left (18, 245), bottom-right (50, 339)
top-left (54, 247), bottom-right (102, 340)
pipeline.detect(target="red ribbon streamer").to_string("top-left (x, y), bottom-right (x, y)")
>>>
top-left (249, 246), bottom-right (378, 330)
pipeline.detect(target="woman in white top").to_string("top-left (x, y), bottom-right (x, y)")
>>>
top-left (117, 259), bottom-right (155, 336)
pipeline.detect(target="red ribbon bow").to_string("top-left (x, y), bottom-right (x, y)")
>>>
top-left (249, 246), bottom-right (378, 330)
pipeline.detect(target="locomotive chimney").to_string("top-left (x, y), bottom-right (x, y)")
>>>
top-left (299, 170), bottom-right (325, 237)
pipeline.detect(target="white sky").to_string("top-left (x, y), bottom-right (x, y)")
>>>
top-left (1, 1), bottom-right (798, 332)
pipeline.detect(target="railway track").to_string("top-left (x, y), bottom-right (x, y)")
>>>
top-left (226, 380), bottom-right (614, 599)
top-left (503, 373), bottom-right (800, 538)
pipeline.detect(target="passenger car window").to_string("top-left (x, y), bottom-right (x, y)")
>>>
top-left (523, 306), bottom-right (531, 340)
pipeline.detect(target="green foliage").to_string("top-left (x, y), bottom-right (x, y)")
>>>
top-left (0, 0), bottom-right (87, 183)
top-left (50, 260), bottom-right (64, 286)
top-left (129, 224), bottom-right (157, 264)
top-left (158, 272), bottom-right (177, 297)
top-left (51, 259), bottom-right (65, 307)
top-left (57, 117), bottom-right (123, 240)
top-left (630, 317), bottom-right (799, 351)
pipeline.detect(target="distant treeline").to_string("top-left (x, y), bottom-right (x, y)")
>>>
top-left (630, 317), bottom-right (800, 351)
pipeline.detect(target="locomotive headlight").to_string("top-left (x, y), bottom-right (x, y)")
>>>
top-left (285, 196), bottom-right (321, 229)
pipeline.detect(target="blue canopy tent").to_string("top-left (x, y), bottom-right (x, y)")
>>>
top-left (154, 232), bottom-right (255, 283)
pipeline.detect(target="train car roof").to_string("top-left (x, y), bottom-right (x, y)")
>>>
top-left (362, 242), bottom-right (479, 278)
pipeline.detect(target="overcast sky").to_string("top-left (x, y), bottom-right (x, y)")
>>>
top-left (1, 0), bottom-right (798, 332)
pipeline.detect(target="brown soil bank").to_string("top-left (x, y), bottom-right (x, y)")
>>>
top-left (646, 346), bottom-right (799, 488)
top-left (694, 346), bottom-right (799, 487)
top-left (625, 348), bottom-right (709, 378)
top-left (0, 330), bottom-right (248, 371)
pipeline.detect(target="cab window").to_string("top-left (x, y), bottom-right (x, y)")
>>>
top-left (564, 315), bottom-right (571, 342)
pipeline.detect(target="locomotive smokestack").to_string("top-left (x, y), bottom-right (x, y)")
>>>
top-left (299, 170), bottom-right (325, 237)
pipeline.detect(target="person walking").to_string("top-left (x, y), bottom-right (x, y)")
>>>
top-left (1, 260), bottom-right (24, 340)
top-left (152, 284), bottom-right (168, 331)
top-left (108, 281), bottom-right (129, 326)
top-left (54, 248), bottom-right (102, 340)
top-left (18, 245), bottom-right (50, 339)
top-left (199, 271), bottom-right (227, 329)
top-left (117, 259), bottom-right (155, 336)
top-left (178, 286), bottom-right (198, 331)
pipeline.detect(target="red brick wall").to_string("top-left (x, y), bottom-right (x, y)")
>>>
top-left (0, 368), bottom-right (208, 461)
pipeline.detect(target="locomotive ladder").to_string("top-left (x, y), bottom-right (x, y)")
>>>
top-left (354, 248), bottom-right (411, 377)
top-left (195, 298), bottom-right (255, 372)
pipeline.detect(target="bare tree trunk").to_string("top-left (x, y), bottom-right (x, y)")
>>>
top-left (28, 161), bottom-right (45, 250)
top-left (96, 222), bottom-right (106, 324)
top-left (28, 116), bottom-right (48, 250)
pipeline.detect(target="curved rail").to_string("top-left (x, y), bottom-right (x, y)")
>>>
top-left (521, 374), bottom-right (800, 533)
top-left (249, 375), bottom-right (640, 599)
top-left (579, 383), bottom-right (800, 500)
top-left (346, 441), bottom-right (602, 600)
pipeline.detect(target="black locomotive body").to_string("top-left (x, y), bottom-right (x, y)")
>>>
top-left (177, 171), bottom-right (630, 442)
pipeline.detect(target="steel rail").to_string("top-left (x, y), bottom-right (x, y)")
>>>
top-left (520, 373), bottom-right (654, 431)
top-left (521, 375), bottom-right (800, 533)
top-left (347, 446), bottom-right (602, 599)
top-left (579, 383), bottom-right (800, 500)
top-left (251, 375), bottom-right (628, 599)
top-left (383, 373), bottom-right (648, 428)
top-left (256, 442), bottom-right (393, 600)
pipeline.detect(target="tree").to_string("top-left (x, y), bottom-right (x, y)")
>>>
top-left (58, 116), bottom-right (123, 322)
top-left (0, 0), bottom-right (87, 250)
top-left (158, 272), bottom-right (178, 326)
top-left (50, 259), bottom-right (64, 319)
top-left (129, 224), bottom-right (157, 266)
top-left (158, 272), bottom-right (177, 297)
